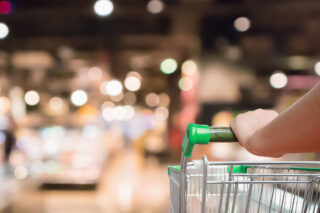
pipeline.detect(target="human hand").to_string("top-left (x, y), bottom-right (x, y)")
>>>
top-left (231, 109), bottom-right (282, 157)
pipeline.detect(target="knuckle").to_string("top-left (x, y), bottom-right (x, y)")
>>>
top-left (255, 108), bottom-right (263, 113)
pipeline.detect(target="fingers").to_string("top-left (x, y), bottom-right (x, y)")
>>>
top-left (230, 109), bottom-right (279, 157)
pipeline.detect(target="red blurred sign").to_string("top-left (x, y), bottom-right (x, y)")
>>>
top-left (0, 1), bottom-right (11, 14)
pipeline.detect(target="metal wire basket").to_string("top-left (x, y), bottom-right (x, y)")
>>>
top-left (168, 123), bottom-right (320, 213)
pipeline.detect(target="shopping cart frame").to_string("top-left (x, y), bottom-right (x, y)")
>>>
top-left (170, 123), bottom-right (320, 213)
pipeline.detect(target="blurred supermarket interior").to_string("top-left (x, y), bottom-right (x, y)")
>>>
top-left (0, 0), bottom-right (320, 212)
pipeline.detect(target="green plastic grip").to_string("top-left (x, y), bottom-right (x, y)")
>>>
top-left (210, 127), bottom-right (237, 142)
top-left (181, 123), bottom-right (238, 157)
top-left (181, 123), bottom-right (211, 157)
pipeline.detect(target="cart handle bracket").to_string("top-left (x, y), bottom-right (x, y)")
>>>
top-left (181, 123), bottom-right (210, 157)
top-left (181, 123), bottom-right (238, 157)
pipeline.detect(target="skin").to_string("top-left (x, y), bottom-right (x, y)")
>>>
top-left (231, 83), bottom-right (320, 157)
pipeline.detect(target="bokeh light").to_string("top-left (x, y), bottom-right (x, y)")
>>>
top-left (160, 58), bottom-right (178, 74)
top-left (99, 81), bottom-right (109, 95)
top-left (145, 93), bottom-right (160, 107)
top-left (110, 92), bottom-right (124, 102)
top-left (71, 90), bottom-right (88, 106)
top-left (82, 125), bottom-right (100, 139)
top-left (24, 90), bottom-right (40, 106)
top-left (234, 17), bottom-right (251, 32)
top-left (49, 97), bottom-right (64, 111)
top-left (0, 131), bottom-right (6, 144)
top-left (147, 0), bottom-right (164, 14)
top-left (88, 67), bottom-right (103, 81)
top-left (106, 80), bottom-right (123, 96)
top-left (0, 1), bottom-right (11, 14)
top-left (159, 93), bottom-right (170, 107)
top-left (314, 61), bottom-right (320, 76)
top-left (14, 166), bottom-right (28, 180)
top-left (124, 76), bottom-right (141, 92)
top-left (123, 92), bottom-right (137, 105)
top-left (0, 96), bottom-right (11, 114)
top-left (94, 0), bottom-right (114, 17)
top-left (181, 60), bottom-right (197, 76)
top-left (113, 106), bottom-right (126, 120)
top-left (101, 101), bottom-right (115, 110)
top-left (0, 23), bottom-right (9, 39)
top-left (178, 77), bottom-right (193, 91)
top-left (154, 106), bottom-right (169, 121)
top-left (124, 105), bottom-right (135, 120)
top-left (269, 71), bottom-right (288, 89)
top-left (102, 107), bottom-right (114, 121)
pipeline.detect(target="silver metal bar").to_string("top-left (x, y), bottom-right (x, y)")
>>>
top-left (231, 182), bottom-right (238, 213)
top-left (228, 174), bottom-right (320, 177)
top-left (180, 154), bottom-right (189, 213)
top-left (312, 183), bottom-right (320, 213)
top-left (245, 182), bottom-right (253, 213)
top-left (173, 154), bottom-right (320, 213)
top-left (302, 182), bottom-right (310, 212)
top-left (279, 182), bottom-right (287, 213)
top-left (206, 161), bottom-right (320, 166)
top-left (201, 156), bottom-right (208, 213)
top-left (217, 182), bottom-right (225, 213)
top-left (268, 185), bottom-right (276, 213)
top-left (224, 165), bottom-right (233, 213)
top-left (207, 180), bottom-right (313, 184)
top-left (317, 186), bottom-right (320, 213)
top-left (257, 183), bottom-right (264, 213)
top-left (303, 181), bottom-right (315, 213)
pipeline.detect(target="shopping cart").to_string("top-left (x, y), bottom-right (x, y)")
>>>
top-left (168, 123), bottom-right (320, 213)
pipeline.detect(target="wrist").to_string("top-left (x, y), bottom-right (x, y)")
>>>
top-left (247, 128), bottom-right (267, 156)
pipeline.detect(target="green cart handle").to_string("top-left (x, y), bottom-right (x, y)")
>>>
top-left (181, 123), bottom-right (238, 157)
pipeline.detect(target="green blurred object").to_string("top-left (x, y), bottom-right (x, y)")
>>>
top-left (227, 165), bottom-right (251, 173)
top-left (181, 123), bottom-right (210, 157)
top-left (168, 165), bottom-right (181, 175)
top-left (289, 167), bottom-right (320, 171)
top-left (209, 127), bottom-right (237, 142)
top-left (181, 123), bottom-right (237, 157)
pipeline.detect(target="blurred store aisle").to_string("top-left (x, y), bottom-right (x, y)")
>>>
top-left (11, 148), bottom-right (170, 213)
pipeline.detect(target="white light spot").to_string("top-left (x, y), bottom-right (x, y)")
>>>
top-left (181, 60), bottom-right (197, 76)
top-left (124, 76), bottom-right (141, 92)
top-left (234, 17), bottom-right (251, 32)
top-left (0, 23), bottom-right (9, 39)
top-left (269, 71), bottom-right (288, 89)
top-left (147, 0), bottom-right (164, 14)
top-left (70, 90), bottom-right (88, 106)
top-left (14, 166), bottom-right (28, 180)
top-left (24, 90), bottom-right (40, 106)
top-left (314, 61), bottom-right (320, 76)
top-left (113, 106), bottom-right (126, 120)
top-left (94, 0), bottom-right (114, 17)
top-left (106, 80), bottom-right (123, 96)
top-left (102, 107), bottom-right (114, 121)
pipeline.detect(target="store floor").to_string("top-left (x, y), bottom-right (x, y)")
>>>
top-left (11, 149), bottom-right (170, 213)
